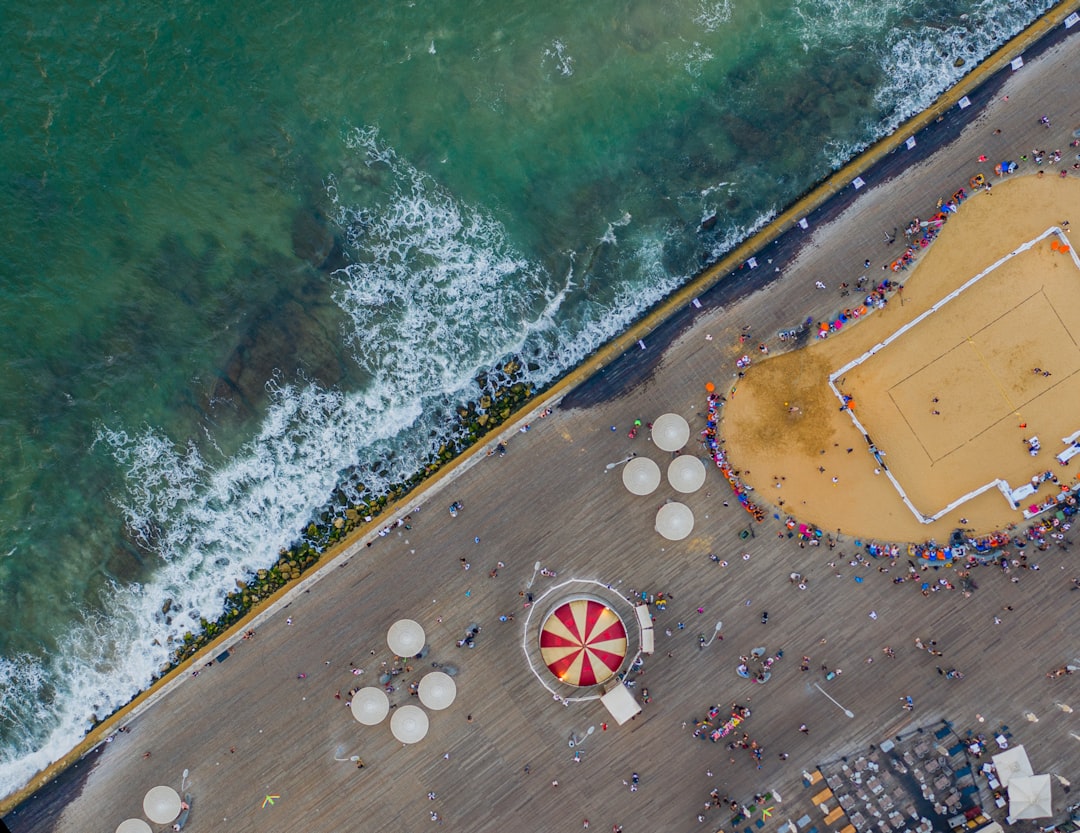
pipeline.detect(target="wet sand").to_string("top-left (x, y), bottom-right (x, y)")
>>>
top-left (724, 177), bottom-right (1080, 541)
top-left (6, 12), bottom-right (1080, 833)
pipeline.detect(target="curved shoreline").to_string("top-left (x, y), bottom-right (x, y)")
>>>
top-left (4, 0), bottom-right (1079, 816)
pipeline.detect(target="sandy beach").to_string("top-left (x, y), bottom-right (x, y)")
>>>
top-left (6, 10), bottom-right (1080, 833)
top-left (724, 177), bottom-right (1080, 542)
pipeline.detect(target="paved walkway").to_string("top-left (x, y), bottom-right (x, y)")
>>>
top-left (7, 20), bottom-right (1080, 833)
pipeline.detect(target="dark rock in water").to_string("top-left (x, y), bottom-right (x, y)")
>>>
top-left (721, 114), bottom-right (769, 158)
top-left (206, 280), bottom-right (352, 421)
top-left (700, 213), bottom-right (718, 232)
top-left (291, 208), bottom-right (338, 270)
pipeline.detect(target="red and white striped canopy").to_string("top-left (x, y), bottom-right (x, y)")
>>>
top-left (539, 598), bottom-right (627, 687)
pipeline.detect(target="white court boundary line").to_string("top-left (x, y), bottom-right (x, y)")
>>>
top-left (519, 578), bottom-right (644, 705)
top-left (828, 226), bottom-right (1080, 524)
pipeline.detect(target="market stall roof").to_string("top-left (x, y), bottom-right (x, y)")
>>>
top-left (622, 457), bottom-right (661, 495)
top-left (651, 413), bottom-right (690, 452)
top-left (417, 671), bottom-right (457, 710)
top-left (387, 618), bottom-right (426, 657)
top-left (1008, 773), bottom-right (1053, 819)
top-left (116, 820), bottom-right (152, 833)
top-left (600, 682), bottom-right (642, 725)
top-left (390, 704), bottom-right (430, 744)
top-left (668, 454), bottom-right (706, 493)
top-left (655, 501), bottom-right (694, 540)
top-left (350, 686), bottom-right (390, 725)
top-left (540, 598), bottom-right (627, 687)
top-left (143, 785), bottom-right (182, 825)
top-left (992, 745), bottom-right (1033, 787)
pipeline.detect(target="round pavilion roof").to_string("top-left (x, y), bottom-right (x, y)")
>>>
top-left (539, 597), bottom-right (627, 687)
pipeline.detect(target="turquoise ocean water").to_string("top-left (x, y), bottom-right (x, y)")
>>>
top-left (0, 0), bottom-right (1052, 798)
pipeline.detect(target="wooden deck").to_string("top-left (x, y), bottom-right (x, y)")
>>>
top-left (8, 20), bottom-right (1080, 833)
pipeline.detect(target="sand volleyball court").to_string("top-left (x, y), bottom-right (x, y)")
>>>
top-left (723, 176), bottom-right (1080, 542)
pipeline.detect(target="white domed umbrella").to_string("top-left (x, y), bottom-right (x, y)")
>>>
top-left (390, 704), bottom-right (430, 744)
top-left (1008, 773), bottom-right (1053, 819)
top-left (417, 671), bottom-right (457, 710)
top-left (668, 455), bottom-right (706, 493)
top-left (622, 457), bottom-right (661, 495)
top-left (350, 686), bottom-right (390, 725)
top-left (143, 785), bottom-right (182, 824)
top-left (387, 618), bottom-right (426, 657)
top-left (655, 502), bottom-right (694, 540)
top-left (651, 413), bottom-right (690, 452)
top-left (992, 745), bottom-right (1033, 787)
top-left (116, 820), bottom-right (152, 833)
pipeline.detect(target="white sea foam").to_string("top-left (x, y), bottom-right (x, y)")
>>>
top-left (599, 212), bottom-right (632, 245)
top-left (706, 206), bottom-right (778, 264)
top-left (542, 39), bottom-right (575, 77)
top-left (694, 0), bottom-right (733, 31)
top-left (871, 0), bottom-right (1053, 136)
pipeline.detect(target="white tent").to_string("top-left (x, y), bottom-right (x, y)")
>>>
top-left (667, 455), bottom-right (706, 493)
top-left (992, 744), bottom-right (1033, 787)
top-left (417, 671), bottom-right (457, 710)
top-left (1008, 773), bottom-right (1053, 819)
top-left (651, 413), bottom-right (690, 452)
top-left (390, 704), bottom-right (430, 744)
top-left (143, 785), bottom-right (182, 825)
top-left (387, 619), bottom-right (426, 657)
top-left (350, 686), bottom-right (390, 725)
top-left (622, 457), bottom-right (661, 495)
top-left (116, 820), bottom-right (152, 833)
top-left (600, 683), bottom-right (642, 725)
top-left (655, 502), bottom-right (694, 540)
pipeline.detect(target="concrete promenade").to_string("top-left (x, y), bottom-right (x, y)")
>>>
top-left (6, 11), bottom-right (1080, 833)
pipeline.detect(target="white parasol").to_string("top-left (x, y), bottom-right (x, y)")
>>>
top-left (116, 820), bottom-right (152, 833)
top-left (651, 413), bottom-right (690, 452)
top-left (655, 502), bottom-right (694, 540)
top-left (350, 686), bottom-right (390, 725)
top-left (387, 619), bottom-right (426, 657)
top-left (1008, 773), bottom-right (1053, 819)
top-left (992, 745), bottom-right (1033, 787)
top-left (143, 785), bottom-right (182, 824)
top-left (417, 671), bottom-right (457, 710)
top-left (667, 455), bottom-right (706, 493)
top-left (622, 457), bottom-right (661, 495)
top-left (390, 704), bottom-right (430, 744)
